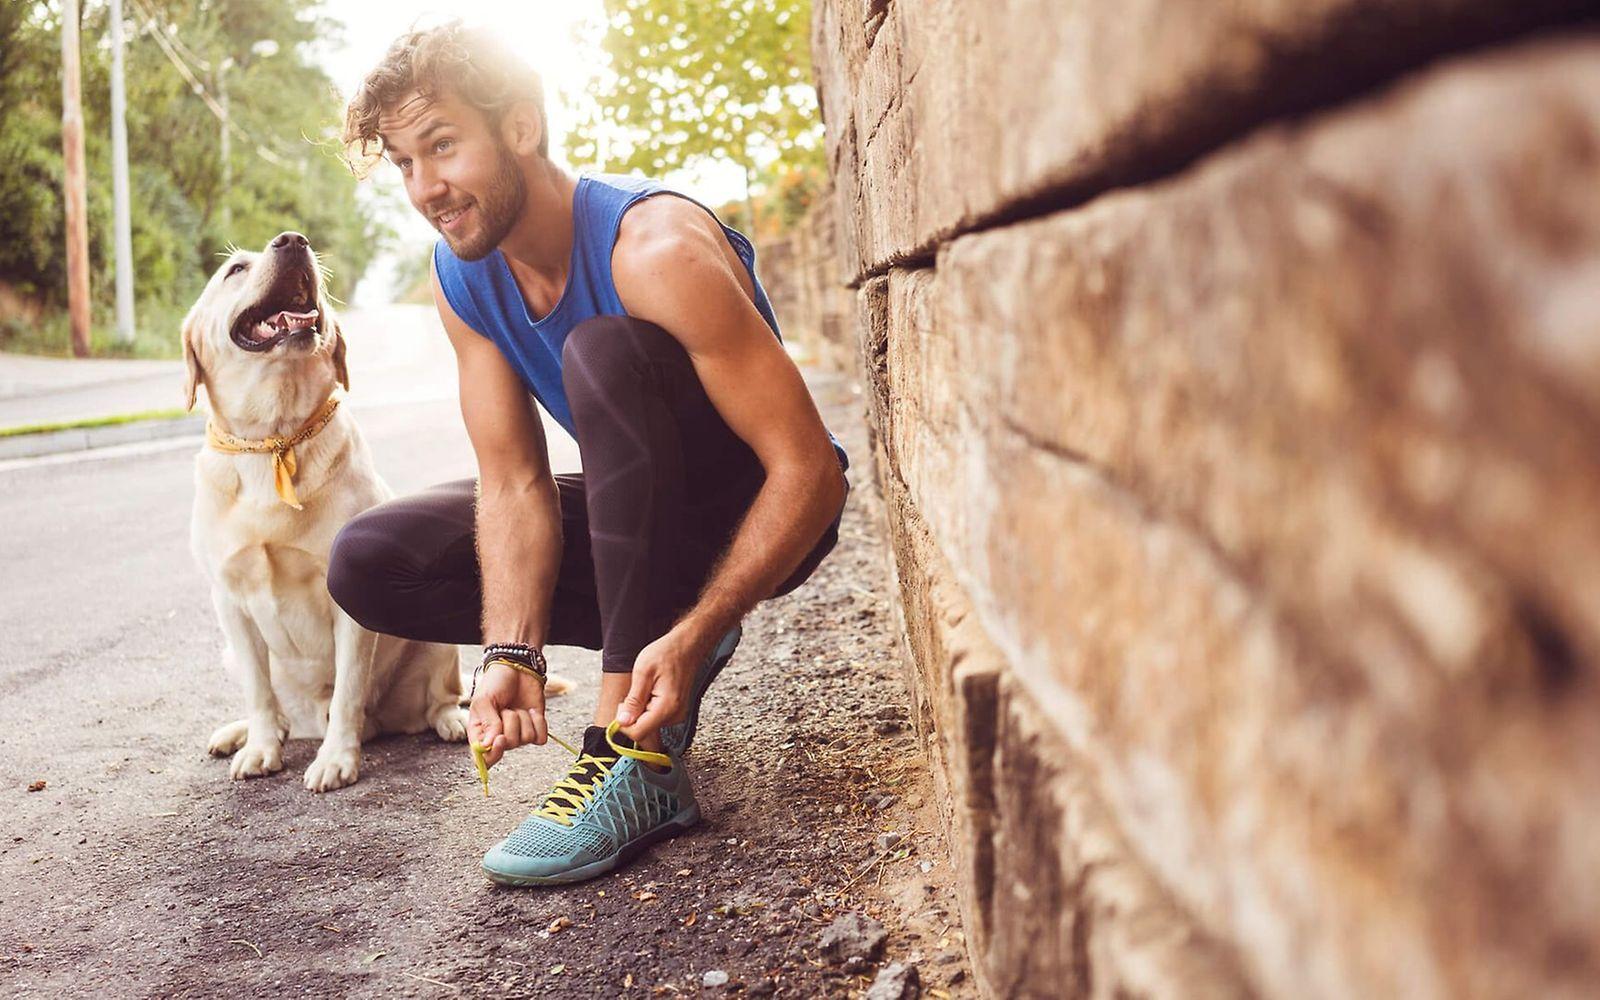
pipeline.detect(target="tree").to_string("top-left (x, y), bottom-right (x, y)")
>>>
top-left (0, 0), bottom-right (390, 355)
top-left (564, 0), bottom-right (825, 235)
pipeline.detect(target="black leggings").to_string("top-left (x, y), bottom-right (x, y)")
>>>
top-left (326, 315), bottom-right (847, 672)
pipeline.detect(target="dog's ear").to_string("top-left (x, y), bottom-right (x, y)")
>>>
top-left (180, 306), bottom-right (205, 412)
top-left (329, 315), bottom-right (350, 392)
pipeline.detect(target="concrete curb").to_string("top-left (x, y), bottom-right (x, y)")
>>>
top-left (0, 413), bottom-right (207, 461)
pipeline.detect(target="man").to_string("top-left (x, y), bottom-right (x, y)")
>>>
top-left (326, 21), bottom-right (850, 886)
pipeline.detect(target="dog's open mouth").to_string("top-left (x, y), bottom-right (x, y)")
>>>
top-left (230, 297), bottom-right (322, 353)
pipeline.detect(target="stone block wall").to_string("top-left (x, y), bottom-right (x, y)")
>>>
top-left (760, 193), bottom-right (858, 372)
top-left (810, 1), bottom-right (1600, 997)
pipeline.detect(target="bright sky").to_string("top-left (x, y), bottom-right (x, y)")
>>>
top-left (317, 0), bottom-right (751, 306)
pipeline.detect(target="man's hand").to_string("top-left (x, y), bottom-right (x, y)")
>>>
top-left (615, 622), bottom-right (716, 740)
top-left (468, 664), bottom-right (548, 767)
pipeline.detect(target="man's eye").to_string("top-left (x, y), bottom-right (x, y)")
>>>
top-left (433, 138), bottom-right (453, 153)
top-left (396, 158), bottom-right (412, 171)
top-left (226, 262), bottom-right (248, 278)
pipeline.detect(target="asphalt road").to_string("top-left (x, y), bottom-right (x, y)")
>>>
top-left (0, 364), bottom-right (974, 997)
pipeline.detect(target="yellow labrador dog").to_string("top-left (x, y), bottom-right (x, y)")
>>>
top-left (182, 230), bottom-right (467, 791)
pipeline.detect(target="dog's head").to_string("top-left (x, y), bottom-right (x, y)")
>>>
top-left (181, 231), bottom-right (349, 412)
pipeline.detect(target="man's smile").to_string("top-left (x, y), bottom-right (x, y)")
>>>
top-left (436, 203), bottom-right (474, 231)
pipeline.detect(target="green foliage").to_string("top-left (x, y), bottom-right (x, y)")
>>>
top-left (0, 0), bottom-right (391, 356)
top-left (715, 155), bottom-right (826, 241)
top-left (566, 0), bottom-right (825, 230)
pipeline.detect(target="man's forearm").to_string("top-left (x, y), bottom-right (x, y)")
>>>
top-left (679, 463), bottom-right (845, 642)
top-left (474, 478), bottom-right (563, 646)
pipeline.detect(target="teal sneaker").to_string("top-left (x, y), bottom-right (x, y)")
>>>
top-left (481, 721), bottom-right (699, 886)
top-left (660, 623), bottom-right (742, 756)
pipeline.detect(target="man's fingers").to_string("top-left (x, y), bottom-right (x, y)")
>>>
top-left (530, 711), bottom-right (548, 746)
top-left (470, 701), bottom-right (502, 750)
top-left (615, 667), bottom-right (654, 726)
top-left (630, 693), bottom-right (679, 741)
top-left (500, 709), bottom-right (526, 750)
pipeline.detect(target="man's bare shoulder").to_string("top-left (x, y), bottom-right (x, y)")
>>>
top-left (613, 193), bottom-right (755, 312)
top-left (613, 192), bottom-right (727, 261)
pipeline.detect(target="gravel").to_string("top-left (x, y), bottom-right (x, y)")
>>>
top-left (0, 369), bottom-right (978, 997)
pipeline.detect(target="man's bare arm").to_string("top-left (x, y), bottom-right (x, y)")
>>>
top-left (612, 198), bottom-right (846, 659)
top-left (431, 256), bottom-right (560, 759)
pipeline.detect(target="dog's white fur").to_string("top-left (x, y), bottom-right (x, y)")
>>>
top-left (182, 237), bottom-right (467, 792)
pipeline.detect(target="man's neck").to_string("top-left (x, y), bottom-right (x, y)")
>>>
top-left (497, 160), bottom-right (578, 282)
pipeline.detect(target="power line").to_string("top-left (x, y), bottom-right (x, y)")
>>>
top-left (126, 0), bottom-right (292, 169)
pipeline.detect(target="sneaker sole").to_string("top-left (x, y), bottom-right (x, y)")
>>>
top-left (676, 625), bottom-right (742, 753)
top-left (481, 802), bottom-right (703, 887)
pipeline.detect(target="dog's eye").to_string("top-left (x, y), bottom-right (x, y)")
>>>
top-left (226, 262), bottom-right (248, 278)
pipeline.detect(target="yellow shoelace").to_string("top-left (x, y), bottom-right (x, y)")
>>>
top-left (469, 720), bottom-right (672, 818)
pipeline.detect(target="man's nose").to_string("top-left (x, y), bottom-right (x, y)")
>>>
top-left (270, 231), bottom-right (309, 250)
top-left (411, 160), bottom-right (447, 202)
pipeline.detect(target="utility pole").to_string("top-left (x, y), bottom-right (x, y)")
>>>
top-left (742, 159), bottom-right (760, 240)
top-left (60, 0), bottom-right (92, 358)
top-left (218, 57), bottom-right (231, 229)
top-left (110, 0), bottom-right (136, 345)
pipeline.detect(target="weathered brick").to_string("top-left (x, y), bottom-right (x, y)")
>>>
top-left (880, 468), bottom-right (1252, 998)
top-left (868, 41), bottom-right (1600, 998)
top-left (812, 0), bottom-right (1594, 278)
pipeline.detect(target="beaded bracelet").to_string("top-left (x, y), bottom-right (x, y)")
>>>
top-left (483, 641), bottom-right (547, 675)
top-left (469, 643), bottom-right (548, 699)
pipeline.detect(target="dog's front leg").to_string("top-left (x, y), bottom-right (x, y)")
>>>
top-left (304, 606), bottom-right (376, 792)
top-left (212, 590), bottom-right (289, 779)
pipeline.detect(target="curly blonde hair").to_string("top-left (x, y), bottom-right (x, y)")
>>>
top-left (341, 20), bottom-right (548, 177)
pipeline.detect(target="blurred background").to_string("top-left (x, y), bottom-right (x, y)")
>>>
top-left (0, 0), bottom-right (825, 356)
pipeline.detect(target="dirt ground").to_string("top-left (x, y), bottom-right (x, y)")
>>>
top-left (0, 369), bottom-right (977, 998)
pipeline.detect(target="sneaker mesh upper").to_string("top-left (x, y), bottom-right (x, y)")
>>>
top-left (498, 755), bottom-right (683, 861)
top-left (504, 819), bottom-right (614, 860)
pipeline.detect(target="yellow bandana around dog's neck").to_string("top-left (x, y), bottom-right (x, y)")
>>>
top-left (205, 394), bottom-right (342, 510)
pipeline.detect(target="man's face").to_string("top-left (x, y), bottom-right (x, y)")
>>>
top-left (379, 90), bottom-right (526, 261)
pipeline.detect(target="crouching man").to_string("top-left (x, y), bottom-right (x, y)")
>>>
top-left (326, 21), bottom-right (850, 885)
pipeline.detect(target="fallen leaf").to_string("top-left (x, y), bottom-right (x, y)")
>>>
top-left (26, 781), bottom-right (45, 793)
top-left (546, 915), bottom-right (572, 934)
top-left (675, 868), bottom-right (692, 876)
top-left (634, 890), bottom-right (658, 902)
top-left (681, 912), bottom-right (697, 928)
top-left (549, 963), bottom-right (566, 975)
top-left (623, 973), bottom-right (634, 988)
top-left (363, 951), bottom-right (386, 964)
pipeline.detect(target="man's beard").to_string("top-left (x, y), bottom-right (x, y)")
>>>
top-left (442, 143), bottom-right (526, 262)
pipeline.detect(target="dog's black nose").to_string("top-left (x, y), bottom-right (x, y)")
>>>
top-left (270, 231), bottom-right (309, 250)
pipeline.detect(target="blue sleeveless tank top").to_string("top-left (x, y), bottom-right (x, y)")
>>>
top-left (433, 171), bottom-right (849, 473)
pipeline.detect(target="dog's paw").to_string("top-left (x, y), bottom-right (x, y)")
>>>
top-left (303, 743), bottom-right (361, 792)
top-left (207, 719), bottom-right (249, 757)
top-left (544, 672), bottom-right (575, 697)
top-left (229, 740), bottom-right (284, 779)
top-left (430, 705), bottom-right (469, 743)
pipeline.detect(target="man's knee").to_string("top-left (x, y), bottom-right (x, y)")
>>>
top-left (560, 315), bottom-right (678, 406)
top-left (325, 512), bottom-right (392, 631)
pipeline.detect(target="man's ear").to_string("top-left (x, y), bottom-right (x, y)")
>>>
top-left (329, 317), bottom-right (350, 392)
top-left (500, 100), bottom-right (545, 158)
top-left (180, 307), bottom-right (205, 412)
